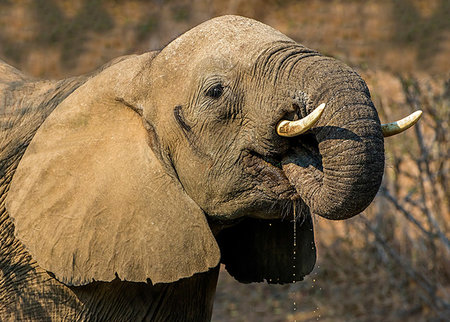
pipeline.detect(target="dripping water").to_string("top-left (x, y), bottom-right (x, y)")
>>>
top-left (292, 200), bottom-right (297, 321)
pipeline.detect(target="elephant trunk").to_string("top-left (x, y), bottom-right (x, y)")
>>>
top-left (282, 57), bottom-right (385, 220)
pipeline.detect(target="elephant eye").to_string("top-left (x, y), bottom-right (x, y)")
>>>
top-left (206, 84), bottom-right (224, 99)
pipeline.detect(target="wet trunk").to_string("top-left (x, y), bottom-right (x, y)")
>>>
top-left (282, 56), bottom-right (385, 220)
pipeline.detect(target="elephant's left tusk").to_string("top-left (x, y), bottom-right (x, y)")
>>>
top-left (277, 103), bottom-right (325, 137)
top-left (381, 110), bottom-right (423, 137)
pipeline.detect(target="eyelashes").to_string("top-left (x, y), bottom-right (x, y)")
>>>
top-left (203, 74), bottom-right (226, 100)
top-left (205, 84), bottom-right (224, 99)
top-left (195, 76), bottom-right (242, 120)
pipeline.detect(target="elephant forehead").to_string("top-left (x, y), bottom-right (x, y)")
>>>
top-left (158, 15), bottom-right (293, 72)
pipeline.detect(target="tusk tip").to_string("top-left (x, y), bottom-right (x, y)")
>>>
top-left (317, 103), bottom-right (326, 112)
top-left (382, 109), bottom-right (423, 137)
top-left (413, 110), bottom-right (423, 119)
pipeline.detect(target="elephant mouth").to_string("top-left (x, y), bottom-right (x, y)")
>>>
top-left (242, 132), bottom-right (325, 215)
top-left (242, 150), bottom-right (300, 201)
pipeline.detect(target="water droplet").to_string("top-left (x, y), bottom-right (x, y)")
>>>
top-left (292, 201), bottom-right (297, 317)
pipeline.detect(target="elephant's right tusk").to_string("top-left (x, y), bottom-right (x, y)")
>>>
top-left (381, 110), bottom-right (423, 137)
top-left (277, 103), bottom-right (325, 137)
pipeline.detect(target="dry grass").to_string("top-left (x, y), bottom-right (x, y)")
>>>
top-left (0, 1), bottom-right (448, 321)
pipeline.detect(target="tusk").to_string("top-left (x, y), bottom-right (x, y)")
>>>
top-left (277, 103), bottom-right (325, 137)
top-left (381, 110), bottom-right (423, 137)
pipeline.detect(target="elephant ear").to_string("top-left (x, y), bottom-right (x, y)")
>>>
top-left (217, 216), bottom-right (316, 284)
top-left (6, 53), bottom-right (220, 286)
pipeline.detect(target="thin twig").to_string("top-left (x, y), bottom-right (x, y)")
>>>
top-left (359, 216), bottom-right (450, 316)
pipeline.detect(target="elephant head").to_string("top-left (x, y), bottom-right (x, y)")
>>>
top-left (6, 16), bottom-right (421, 286)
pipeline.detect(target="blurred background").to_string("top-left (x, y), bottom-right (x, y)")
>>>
top-left (1, 0), bottom-right (448, 320)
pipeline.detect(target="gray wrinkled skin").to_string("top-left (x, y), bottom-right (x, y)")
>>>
top-left (0, 16), bottom-right (384, 321)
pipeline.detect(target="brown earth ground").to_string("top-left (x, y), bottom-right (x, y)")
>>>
top-left (0, 1), bottom-right (448, 321)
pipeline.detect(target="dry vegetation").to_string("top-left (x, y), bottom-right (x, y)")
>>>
top-left (0, 0), bottom-right (448, 321)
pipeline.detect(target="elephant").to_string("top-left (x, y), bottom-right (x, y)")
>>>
top-left (0, 15), bottom-right (421, 321)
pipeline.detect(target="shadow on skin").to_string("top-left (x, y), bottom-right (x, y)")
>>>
top-left (70, 267), bottom-right (219, 320)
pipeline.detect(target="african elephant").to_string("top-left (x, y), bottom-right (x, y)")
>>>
top-left (0, 15), bottom-right (421, 321)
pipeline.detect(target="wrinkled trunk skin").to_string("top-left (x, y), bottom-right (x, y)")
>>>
top-left (282, 55), bottom-right (384, 220)
top-left (0, 62), bottom-right (219, 321)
